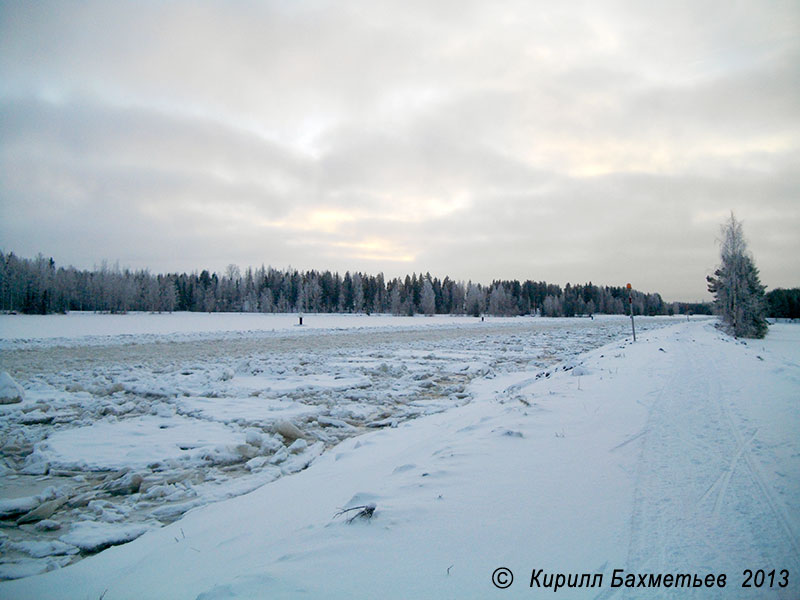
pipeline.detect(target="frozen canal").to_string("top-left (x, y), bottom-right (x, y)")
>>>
top-left (0, 313), bottom-right (678, 580)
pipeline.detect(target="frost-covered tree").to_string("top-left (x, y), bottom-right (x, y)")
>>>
top-left (706, 213), bottom-right (767, 338)
top-left (158, 276), bottom-right (177, 312)
top-left (542, 294), bottom-right (561, 317)
top-left (449, 280), bottom-right (465, 314)
top-left (306, 276), bottom-right (323, 312)
top-left (352, 272), bottom-right (364, 313)
top-left (420, 278), bottom-right (436, 315)
top-left (0, 251), bottom-right (679, 317)
top-left (372, 273), bottom-right (386, 313)
top-left (389, 283), bottom-right (402, 315)
top-left (488, 284), bottom-right (516, 316)
top-left (465, 282), bottom-right (484, 317)
top-left (259, 288), bottom-right (274, 312)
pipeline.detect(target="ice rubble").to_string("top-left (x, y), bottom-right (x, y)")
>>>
top-left (0, 372), bottom-right (24, 404)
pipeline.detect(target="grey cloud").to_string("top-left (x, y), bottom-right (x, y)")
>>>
top-left (1, 1), bottom-right (798, 300)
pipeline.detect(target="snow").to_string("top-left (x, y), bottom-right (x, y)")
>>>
top-left (0, 371), bottom-right (24, 404)
top-left (38, 416), bottom-right (246, 470)
top-left (0, 496), bottom-right (41, 520)
top-left (58, 520), bottom-right (152, 553)
top-left (0, 557), bottom-right (71, 582)
top-left (179, 395), bottom-right (322, 424)
top-left (1, 315), bottom-right (797, 598)
top-left (0, 311), bottom-right (532, 349)
top-left (10, 540), bottom-right (78, 558)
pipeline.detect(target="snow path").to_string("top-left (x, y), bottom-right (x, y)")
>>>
top-left (1, 320), bottom-right (797, 599)
top-left (612, 327), bottom-right (800, 599)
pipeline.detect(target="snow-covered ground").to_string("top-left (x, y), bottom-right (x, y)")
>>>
top-left (0, 312), bottom-right (536, 349)
top-left (1, 314), bottom-right (797, 599)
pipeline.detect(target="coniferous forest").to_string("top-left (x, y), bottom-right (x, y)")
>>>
top-left (765, 288), bottom-right (800, 319)
top-left (1, 251), bottom-right (711, 317)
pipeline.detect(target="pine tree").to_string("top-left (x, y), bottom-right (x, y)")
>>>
top-left (706, 213), bottom-right (768, 338)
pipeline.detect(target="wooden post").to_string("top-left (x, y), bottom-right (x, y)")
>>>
top-left (627, 283), bottom-right (636, 342)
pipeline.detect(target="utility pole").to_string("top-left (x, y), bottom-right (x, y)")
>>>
top-left (627, 283), bottom-right (636, 342)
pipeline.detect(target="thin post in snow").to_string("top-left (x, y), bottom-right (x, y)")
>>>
top-left (627, 283), bottom-right (636, 342)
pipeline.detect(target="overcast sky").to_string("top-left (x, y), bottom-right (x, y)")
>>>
top-left (1, 1), bottom-right (798, 301)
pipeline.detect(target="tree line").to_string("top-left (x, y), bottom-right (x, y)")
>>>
top-left (1, 250), bottom-right (703, 317)
top-left (765, 288), bottom-right (800, 319)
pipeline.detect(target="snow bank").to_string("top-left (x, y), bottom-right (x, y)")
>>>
top-left (3, 321), bottom-right (797, 599)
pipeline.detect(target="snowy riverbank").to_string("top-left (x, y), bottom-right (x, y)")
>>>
top-left (2, 318), bottom-right (798, 599)
top-left (0, 315), bottom-right (674, 581)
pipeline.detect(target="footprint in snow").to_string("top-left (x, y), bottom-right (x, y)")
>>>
top-left (498, 429), bottom-right (524, 438)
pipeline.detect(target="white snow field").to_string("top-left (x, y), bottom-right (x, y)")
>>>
top-left (0, 312), bottom-right (536, 349)
top-left (1, 314), bottom-right (798, 599)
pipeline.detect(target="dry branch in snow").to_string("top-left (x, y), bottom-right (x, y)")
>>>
top-left (333, 503), bottom-right (376, 524)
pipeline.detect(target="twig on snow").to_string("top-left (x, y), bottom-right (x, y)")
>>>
top-left (333, 503), bottom-right (376, 523)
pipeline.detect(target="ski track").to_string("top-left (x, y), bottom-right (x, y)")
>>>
top-left (611, 329), bottom-right (800, 600)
